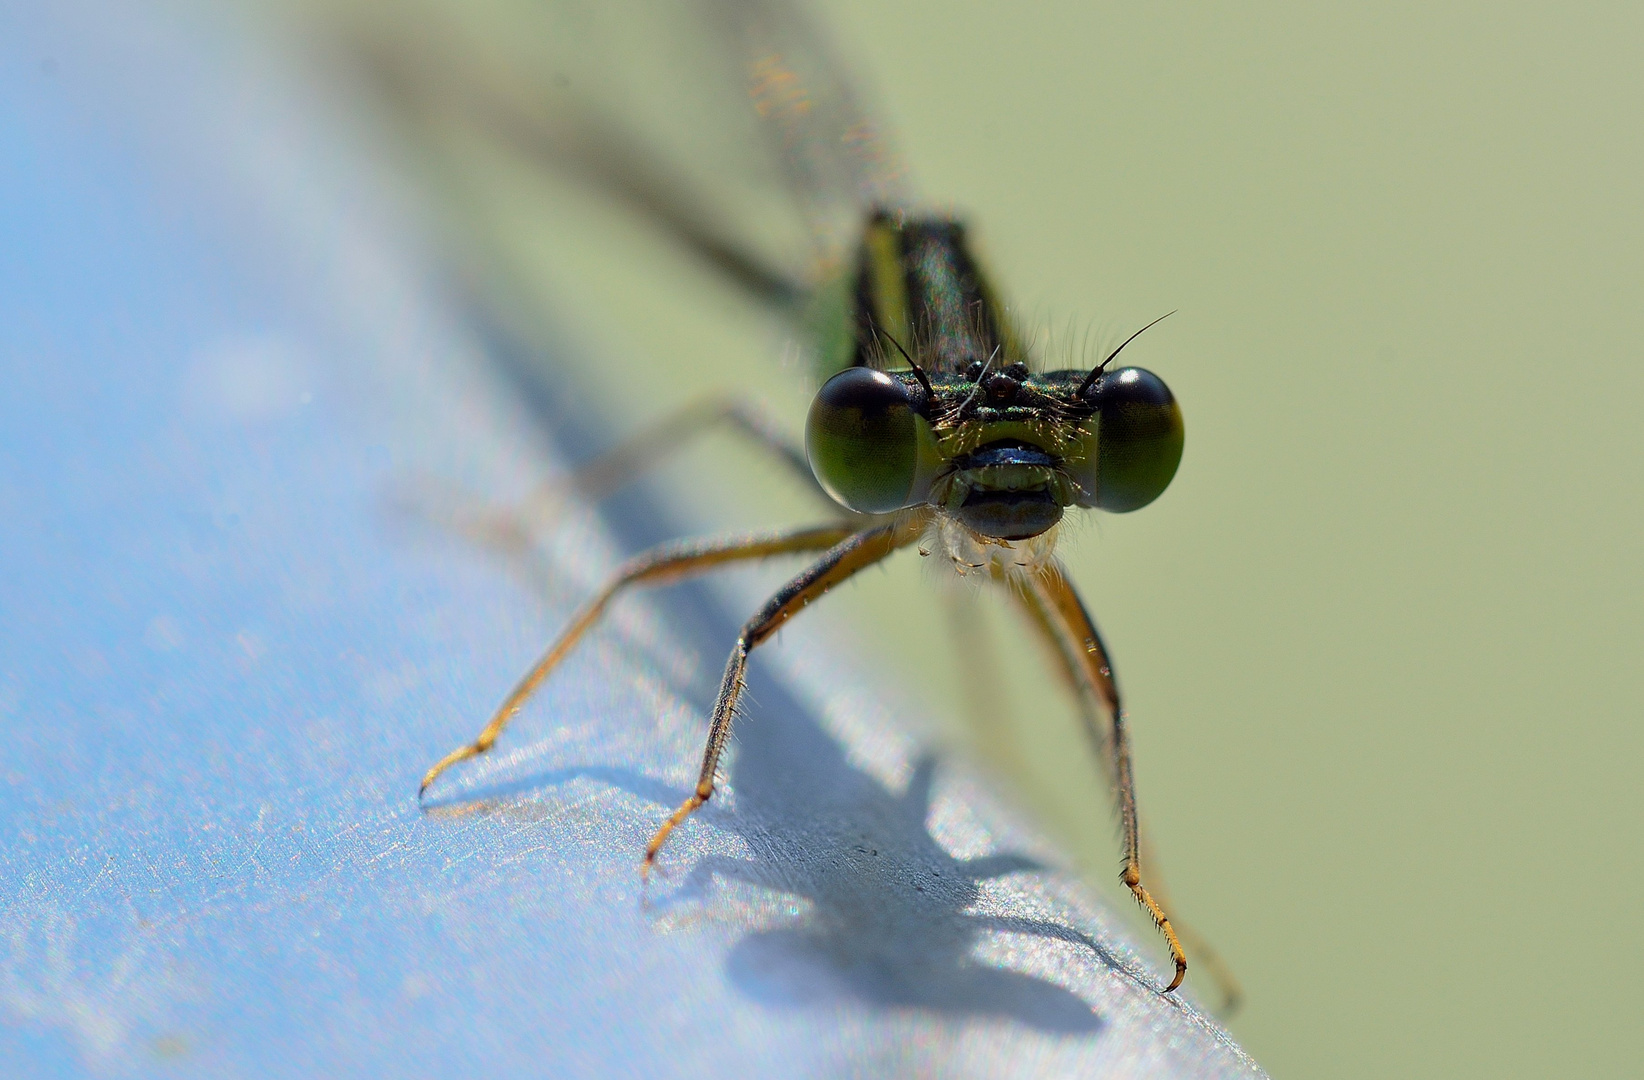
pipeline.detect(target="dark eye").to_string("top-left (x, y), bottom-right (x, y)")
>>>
top-left (1078, 366), bottom-right (1185, 512)
top-left (806, 368), bottom-right (934, 514)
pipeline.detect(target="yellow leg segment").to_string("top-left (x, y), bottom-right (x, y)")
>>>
top-left (1015, 563), bottom-right (1188, 995)
top-left (641, 510), bottom-right (930, 875)
top-left (418, 523), bottom-right (859, 800)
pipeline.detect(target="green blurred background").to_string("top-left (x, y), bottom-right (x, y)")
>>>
top-left (824, 3), bottom-right (1644, 1074)
top-left (309, 0), bottom-right (1643, 1075)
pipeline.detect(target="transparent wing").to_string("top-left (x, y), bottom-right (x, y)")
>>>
top-left (304, 0), bottom-right (908, 307)
top-left (722, 0), bottom-right (911, 258)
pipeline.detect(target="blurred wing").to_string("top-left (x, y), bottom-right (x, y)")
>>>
top-left (301, 0), bottom-right (909, 310)
top-left (726, 0), bottom-right (912, 259)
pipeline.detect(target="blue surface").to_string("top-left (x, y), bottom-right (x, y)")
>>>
top-left (0, 7), bottom-right (1262, 1076)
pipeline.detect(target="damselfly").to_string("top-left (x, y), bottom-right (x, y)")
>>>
top-left (338, 0), bottom-right (1201, 997)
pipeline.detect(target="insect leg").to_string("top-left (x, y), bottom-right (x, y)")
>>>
top-left (418, 523), bottom-right (859, 800)
top-left (394, 396), bottom-right (838, 583)
top-left (1014, 563), bottom-right (1188, 994)
top-left (643, 510), bottom-right (930, 873)
top-left (1011, 581), bottom-right (1241, 1012)
top-left (477, 396), bottom-right (841, 542)
top-left (1136, 825), bottom-right (1243, 1014)
top-left (550, 395), bottom-right (827, 504)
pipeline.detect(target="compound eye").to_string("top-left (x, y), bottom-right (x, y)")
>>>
top-left (1083, 366), bottom-right (1184, 512)
top-left (806, 368), bottom-right (927, 514)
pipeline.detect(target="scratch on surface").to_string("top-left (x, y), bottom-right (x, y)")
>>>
top-left (215, 805), bottom-right (277, 889)
top-left (74, 853), bottom-right (118, 902)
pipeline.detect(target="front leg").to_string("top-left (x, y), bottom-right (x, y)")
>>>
top-left (1014, 562), bottom-right (1189, 994)
top-left (643, 510), bottom-right (931, 874)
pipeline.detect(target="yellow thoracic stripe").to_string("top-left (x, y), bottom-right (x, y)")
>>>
top-left (862, 215), bottom-right (912, 354)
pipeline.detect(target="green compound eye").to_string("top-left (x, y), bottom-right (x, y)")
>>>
top-left (806, 367), bottom-right (937, 514)
top-left (1073, 366), bottom-right (1185, 512)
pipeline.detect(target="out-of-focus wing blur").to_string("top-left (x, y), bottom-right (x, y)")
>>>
top-left (293, 0), bottom-right (909, 322)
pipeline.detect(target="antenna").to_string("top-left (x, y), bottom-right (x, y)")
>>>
top-left (1076, 311), bottom-right (1176, 398)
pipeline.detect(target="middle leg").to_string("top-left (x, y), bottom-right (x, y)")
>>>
top-left (419, 523), bottom-right (860, 799)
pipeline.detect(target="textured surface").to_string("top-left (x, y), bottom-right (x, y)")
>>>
top-left (0, 5), bottom-right (1263, 1076)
